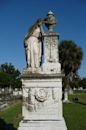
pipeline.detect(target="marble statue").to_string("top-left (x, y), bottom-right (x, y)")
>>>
top-left (24, 18), bottom-right (44, 72)
top-left (18, 11), bottom-right (67, 130)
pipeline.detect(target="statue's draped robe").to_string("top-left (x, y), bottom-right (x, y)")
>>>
top-left (25, 27), bottom-right (42, 70)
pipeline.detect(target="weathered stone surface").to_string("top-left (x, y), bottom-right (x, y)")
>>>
top-left (43, 33), bottom-right (59, 63)
top-left (18, 12), bottom-right (67, 130)
top-left (21, 76), bottom-right (62, 120)
top-left (18, 119), bottom-right (67, 130)
top-left (18, 72), bottom-right (67, 130)
top-left (42, 32), bottom-right (60, 74)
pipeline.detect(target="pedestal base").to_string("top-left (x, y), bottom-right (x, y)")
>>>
top-left (42, 62), bottom-right (61, 74)
top-left (18, 118), bottom-right (67, 130)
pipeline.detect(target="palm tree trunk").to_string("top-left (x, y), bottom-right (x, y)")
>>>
top-left (63, 88), bottom-right (69, 103)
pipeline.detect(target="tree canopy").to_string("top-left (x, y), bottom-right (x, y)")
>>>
top-left (0, 63), bottom-right (22, 89)
top-left (80, 77), bottom-right (86, 89)
top-left (0, 63), bottom-right (20, 78)
top-left (59, 40), bottom-right (83, 89)
top-left (0, 72), bottom-right (11, 88)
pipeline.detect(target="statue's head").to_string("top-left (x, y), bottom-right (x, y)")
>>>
top-left (36, 18), bottom-right (43, 26)
top-left (25, 18), bottom-right (43, 39)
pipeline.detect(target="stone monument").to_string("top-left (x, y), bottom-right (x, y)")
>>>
top-left (18, 11), bottom-right (67, 130)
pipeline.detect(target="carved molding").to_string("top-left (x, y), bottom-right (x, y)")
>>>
top-left (35, 88), bottom-right (48, 102)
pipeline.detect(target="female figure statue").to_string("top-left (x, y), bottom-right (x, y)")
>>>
top-left (24, 19), bottom-right (44, 72)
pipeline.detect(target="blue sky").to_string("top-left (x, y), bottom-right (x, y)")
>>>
top-left (0, 0), bottom-right (86, 77)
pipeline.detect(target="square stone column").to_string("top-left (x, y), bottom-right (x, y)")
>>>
top-left (42, 32), bottom-right (61, 74)
top-left (43, 32), bottom-right (59, 63)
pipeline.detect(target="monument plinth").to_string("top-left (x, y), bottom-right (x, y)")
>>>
top-left (18, 11), bottom-right (67, 130)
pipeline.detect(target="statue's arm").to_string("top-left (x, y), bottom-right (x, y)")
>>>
top-left (38, 25), bottom-right (44, 42)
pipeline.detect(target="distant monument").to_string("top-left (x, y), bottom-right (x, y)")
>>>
top-left (18, 11), bottom-right (67, 130)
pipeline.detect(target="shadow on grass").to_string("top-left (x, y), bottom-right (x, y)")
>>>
top-left (72, 98), bottom-right (86, 106)
top-left (77, 102), bottom-right (86, 106)
top-left (0, 118), bottom-right (17, 130)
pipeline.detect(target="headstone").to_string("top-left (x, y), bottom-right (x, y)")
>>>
top-left (18, 11), bottom-right (67, 130)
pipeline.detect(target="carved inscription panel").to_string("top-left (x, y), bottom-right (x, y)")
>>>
top-left (44, 35), bottom-right (59, 63)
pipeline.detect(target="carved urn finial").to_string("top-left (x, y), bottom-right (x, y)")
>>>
top-left (44, 11), bottom-right (57, 32)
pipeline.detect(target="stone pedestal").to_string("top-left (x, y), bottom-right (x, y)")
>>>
top-left (19, 120), bottom-right (67, 130)
top-left (18, 73), bottom-right (67, 130)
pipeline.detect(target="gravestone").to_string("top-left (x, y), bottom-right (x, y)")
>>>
top-left (18, 11), bottom-right (67, 130)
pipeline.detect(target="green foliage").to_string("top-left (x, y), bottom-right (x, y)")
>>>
top-left (59, 40), bottom-right (83, 89)
top-left (0, 63), bottom-right (22, 89)
top-left (0, 72), bottom-right (11, 88)
top-left (69, 75), bottom-right (81, 89)
top-left (0, 63), bottom-right (20, 78)
top-left (59, 40), bottom-right (83, 75)
top-left (80, 77), bottom-right (86, 89)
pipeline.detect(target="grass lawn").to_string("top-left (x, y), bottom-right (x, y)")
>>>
top-left (63, 103), bottom-right (86, 130)
top-left (63, 92), bottom-right (86, 130)
top-left (0, 101), bottom-right (22, 130)
top-left (69, 92), bottom-right (86, 104)
top-left (0, 93), bottom-right (86, 130)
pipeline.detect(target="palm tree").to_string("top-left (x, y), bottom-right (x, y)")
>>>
top-left (59, 40), bottom-right (83, 101)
